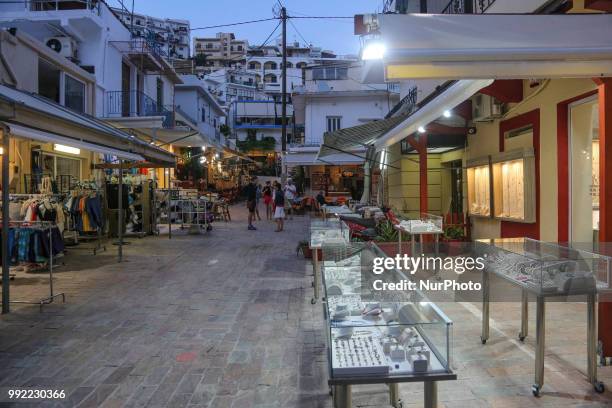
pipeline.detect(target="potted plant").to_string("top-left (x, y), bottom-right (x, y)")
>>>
top-left (373, 220), bottom-right (404, 257)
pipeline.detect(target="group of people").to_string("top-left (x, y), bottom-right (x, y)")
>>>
top-left (244, 177), bottom-right (298, 232)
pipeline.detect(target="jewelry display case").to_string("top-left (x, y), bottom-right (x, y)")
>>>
top-left (466, 157), bottom-right (492, 218)
top-left (476, 238), bottom-right (611, 396)
top-left (477, 238), bottom-right (612, 296)
top-left (491, 148), bottom-right (536, 223)
top-left (397, 213), bottom-right (443, 234)
top-left (321, 243), bottom-right (456, 407)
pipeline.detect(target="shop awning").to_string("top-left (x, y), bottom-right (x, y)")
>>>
top-left (4, 123), bottom-right (144, 161)
top-left (0, 84), bottom-right (175, 165)
top-left (373, 80), bottom-right (492, 150)
top-left (370, 13), bottom-right (612, 80)
top-left (316, 113), bottom-right (412, 159)
top-left (286, 152), bottom-right (365, 166)
top-left (318, 80), bottom-right (492, 154)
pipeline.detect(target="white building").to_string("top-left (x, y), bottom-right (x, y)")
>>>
top-left (112, 7), bottom-right (191, 60)
top-left (0, 0), bottom-right (202, 185)
top-left (230, 100), bottom-right (294, 152)
top-left (288, 63), bottom-right (399, 195)
top-left (175, 75), bottom-right (226, 148)
top-left (245, 39), bottom-right (348, 96)
top-left (203, 68), bottom-right (263, 107)
top-left (193, 32), bottom-right (248, 75)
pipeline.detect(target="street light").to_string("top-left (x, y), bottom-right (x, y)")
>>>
top-left (418, 126), bottom-right (426, 134)
top-left (362, 42), bottom-right (386, 60)
top-left (443, 110), bottom-right (452, 118)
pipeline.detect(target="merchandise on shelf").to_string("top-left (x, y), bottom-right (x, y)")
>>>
top-left (467, 163), bottom-right (491, 217)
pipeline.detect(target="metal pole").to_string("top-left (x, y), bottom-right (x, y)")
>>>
top-left (388, 383), bottom-right (400, 408)
top-left (587, 293), bottom-right (597, 384)
top-left (166, 168), bottom-right (171, 239)
top-left (481, 269), bottom-right (490, 344)
top-left (1, 126), bottom-right (10, 314)
top-left (534, 296), bottom-right (545, 393)
top-left (424, 381), bottom-right (437, 408)
top-left (118, 159), bottom-right (123, 262)
top-left (280, 6), bottom-right (287, 184)
top-left (519, 289), bottom-right (528, 341)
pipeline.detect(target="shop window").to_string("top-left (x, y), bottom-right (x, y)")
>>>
top-left (570, 97), bottom-right (600, 243)
top-left (491, 148), bottom-right (536, 223)
top-left (42, 153), bottom-right (81, 181)
top-left (64, 75), bottom-right (85, 113)
top-left (466, 158), bottom-right (491, 217)
top-left (38, 59), bottom-right (61, 103)
top-left (326, 116), bottom-right (342, 133)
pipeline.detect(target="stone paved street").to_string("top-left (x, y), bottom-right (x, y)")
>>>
top-left (0, 206), bottom-right (611, 407)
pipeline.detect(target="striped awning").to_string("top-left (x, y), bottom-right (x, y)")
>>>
top-left (317, 112), bottom-right (411, 159)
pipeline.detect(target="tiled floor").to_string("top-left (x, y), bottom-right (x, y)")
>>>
top-left (0, 206), bottom-right (611, 407)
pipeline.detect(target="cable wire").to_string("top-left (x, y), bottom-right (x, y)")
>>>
top-left (190, 17), bottom-right (279, 31)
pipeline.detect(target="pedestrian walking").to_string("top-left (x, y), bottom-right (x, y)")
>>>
top-left (244, 176), bottom-right (258, 230)
top-left (262, 180), bottom-right (273, 220)
top-left (255, 183), bottom-right (262, 221)
top-left (284, 179), bottom-right (297, 220)
top-left (273, 181), bottom-right (285, 232)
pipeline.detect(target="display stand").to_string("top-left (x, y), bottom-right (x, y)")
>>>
top-left (4, 221), bottom-right (66, 311)
top-left (321, 242), bottom-right (456, 408)
top-left (309, 219), bottom-right (349, 304)
top-left (66, 187), bottom-right (107, 256)
top-left (394, 214), bottom-right (443, 265)
top-left (477, 238), bottom-right (611, 396)
top-left (323, 205), bottom-right (356, 220)
top-left (176, 198), bottom-right (211, 233)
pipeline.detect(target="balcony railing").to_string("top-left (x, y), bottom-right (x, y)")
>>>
top-left (105, 90), bottom-right (174, 128)
top-left (441, 0), bottom-right (496, 14)
top-left (24, 0), bottom-right (100, 13)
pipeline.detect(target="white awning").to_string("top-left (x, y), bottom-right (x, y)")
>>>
top-left (285, 152), bottom-right (364, 166)
top-left (374, 79), bottom-right (493, 150)
top-left (4, 123), bottom-right (145, 161)
top-left (375, 13), bottom-right (612, 80)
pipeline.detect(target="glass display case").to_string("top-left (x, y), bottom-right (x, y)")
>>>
top-left (491, 148), bottom-right (536, 223)
top-left (467, 157), bottom-right (492, 217)
top-left (477, 238), bottom-right (612, 296)
top-left (397, 213), bottom-right (443, 234)
top-left (321, 243), bottom-right (454, 381)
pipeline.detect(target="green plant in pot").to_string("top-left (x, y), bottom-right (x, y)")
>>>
top-left (444, 225), bottom-right (465, 241)
top-left (375, 220), bottom-right (398, 242)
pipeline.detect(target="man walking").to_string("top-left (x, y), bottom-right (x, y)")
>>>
top-left (284, 179), bottom-right (297, 220)
top-left (245, 176), bottom-right (258, 230)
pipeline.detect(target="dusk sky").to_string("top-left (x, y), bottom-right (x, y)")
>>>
top-left (106, 0), bottom-right (383, 56)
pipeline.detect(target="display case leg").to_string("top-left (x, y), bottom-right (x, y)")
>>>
top-left (388, 383), bottom-right (402, 408)
top-left (398, 230), bottom-right (402, 255)
top-left (481, 270), bottom-right (490, 344)
top-left (533, 296), bottom-right (545, 396)
top-left (311, 249), bottom-right (319, 304)
top-left (411, 235), bottom-right (416, 257)
top-left (424, 381), bottom-right (437, 408)
top-left (519, 289), bottom-right (528, 342)
top-left (333, 385), bottom-right (351, 408)
top-left (587, 294), bottom-right (605, 393)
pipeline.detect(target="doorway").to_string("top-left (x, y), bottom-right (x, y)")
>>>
top-left (121, 62), bottom-right (131, 117)
top-left (569, 95), bottom-right (599, 246)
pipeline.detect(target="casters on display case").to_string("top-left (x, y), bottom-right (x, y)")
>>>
top-left (519, 335), bottom-right (526, 342)
top-left (531, 385), bottom-right (540, 397)
top-left (480, 337), bottom-right (487, 345)
top-left (311, 298), bottom-right (317, 305)
top-left (594, 381), bottom-right (605, 393)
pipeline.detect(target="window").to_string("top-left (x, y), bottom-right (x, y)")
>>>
top-left (326, 116), bottom-right (341, 132)
top-left (238, 45), bottom-right (243, 51)
top-left (38, 59), bottom-right (61, 103)
top-left (206, 43), bottom-right (213, 49)
top-left (64, 75), bottom-right (85, 113)
top-left (42, 153), bottom-right (81, 181)
top-left (201, 107), bottom-right (206, 122)
top-left (313, 67), bottom-right (348, 80)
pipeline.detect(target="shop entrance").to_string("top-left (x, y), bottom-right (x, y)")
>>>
top-left (569, 95), bottom-right (599, 245)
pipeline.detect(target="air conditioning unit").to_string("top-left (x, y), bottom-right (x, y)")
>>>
top-left (45, 36), bottom-right (78, 60)
top-left (472, 94), bottom-right (503, 123)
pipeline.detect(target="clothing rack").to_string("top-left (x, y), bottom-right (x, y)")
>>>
top-left (65, 186), bottom-right (107, 256)
top-left (0, 220), bottom-right (66, 311)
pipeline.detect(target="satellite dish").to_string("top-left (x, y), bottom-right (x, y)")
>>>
top-left (46, 38), bottom-right (62, 53)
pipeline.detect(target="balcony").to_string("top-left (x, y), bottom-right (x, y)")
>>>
top-left (105, 90), bottom-right (174, 129)
top-left (441, 0), bottom-right (497, 14)
top-left (16, 0), bottom-right (101, 12)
